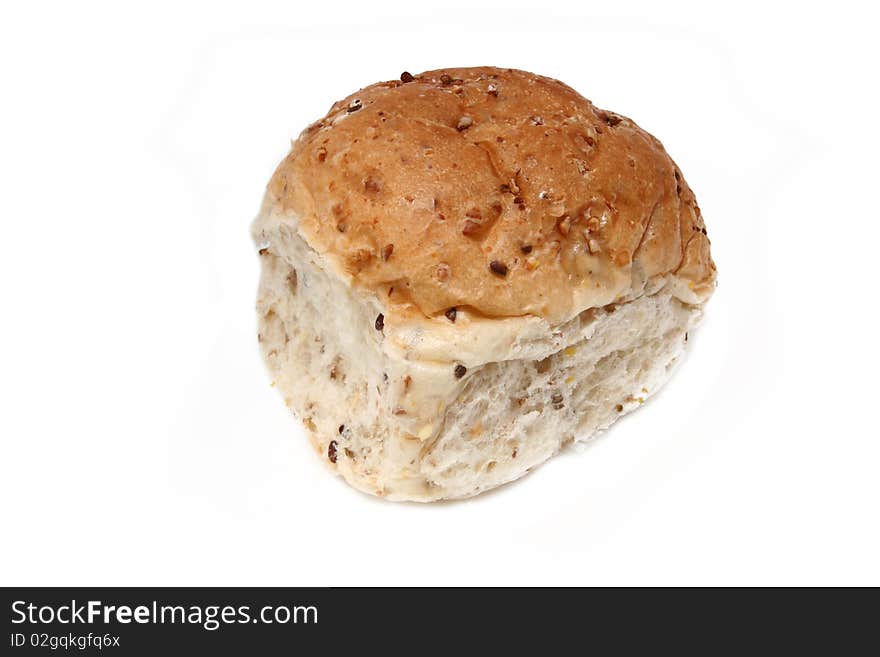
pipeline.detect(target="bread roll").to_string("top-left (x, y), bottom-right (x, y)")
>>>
top-left (252, 67), bottom-right (716, 501)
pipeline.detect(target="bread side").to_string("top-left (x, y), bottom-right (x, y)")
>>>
top-left (420, 291), bottom-right (699, 498)
top-left (254, 203), bottom-right (702, 501)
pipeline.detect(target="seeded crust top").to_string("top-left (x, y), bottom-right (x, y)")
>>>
top-left (268, 67), bottom-right (715, 322)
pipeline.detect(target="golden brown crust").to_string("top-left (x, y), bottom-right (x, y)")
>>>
top-left (268, 67), bottom-right (715, 321)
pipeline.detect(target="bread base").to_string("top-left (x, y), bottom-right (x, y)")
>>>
top-left (256, 221), bottom-right (702, 502)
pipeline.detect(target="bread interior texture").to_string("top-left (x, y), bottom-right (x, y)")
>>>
top-left (256, 218), bottom-right (702, 501)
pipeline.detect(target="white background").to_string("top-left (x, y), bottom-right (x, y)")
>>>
top-left (2, 1), bottom-right (878, 586)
